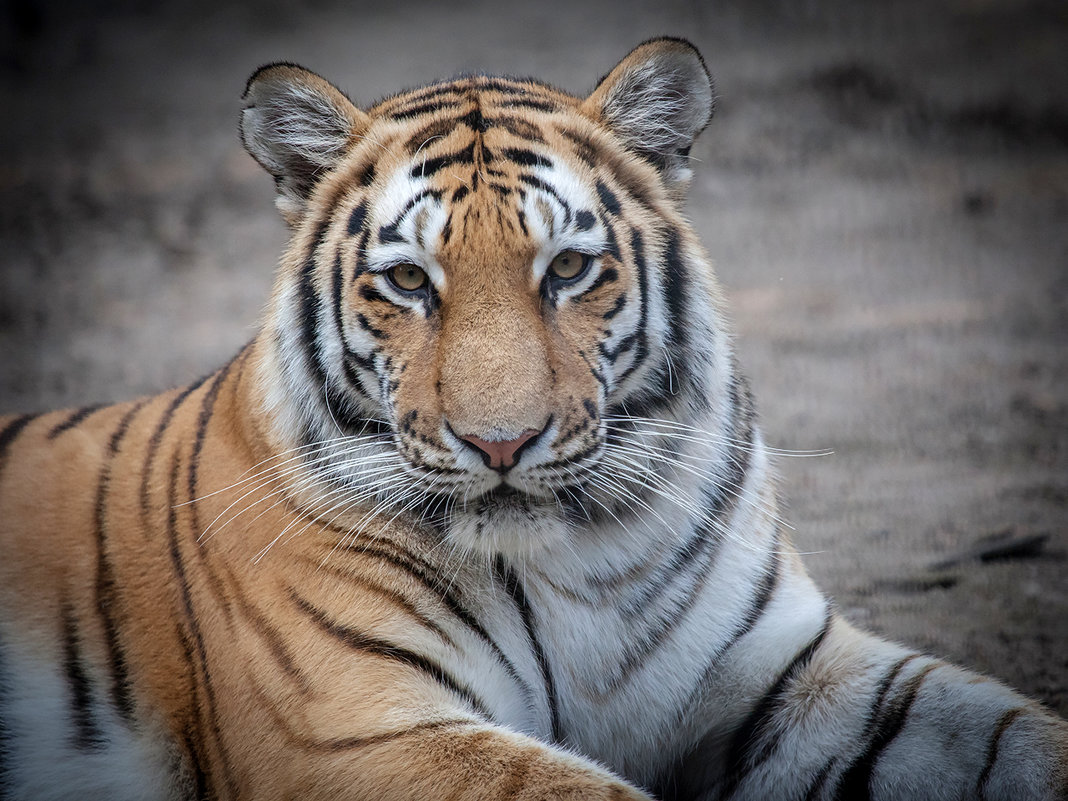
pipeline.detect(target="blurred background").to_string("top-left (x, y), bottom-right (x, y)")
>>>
top-left (1, 0), bottom-right (1066, 714)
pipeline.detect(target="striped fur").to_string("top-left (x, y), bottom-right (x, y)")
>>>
top-left (1, 38), bottom-right (1065, 800)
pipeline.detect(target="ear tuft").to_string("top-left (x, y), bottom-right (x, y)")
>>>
top-left (584, 38), bottom-right (714, 187)
top-left (240, 63), bottom-right (368, 223)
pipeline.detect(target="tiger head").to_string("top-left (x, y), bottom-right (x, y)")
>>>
top-left (241, 39), bottom-right (736, 560)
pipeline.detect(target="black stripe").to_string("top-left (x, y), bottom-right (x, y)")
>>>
top-left (614, 228), bottom-right (650, 384)
top-left (500, 147), bottom-right (552, 169)
top-left (346, 201), bottom-right (368, 236)
top-left (831, 660), bottom-right (940, 801)
top-left (47, 404), bottom-right (106, 440)
top-left (575, 210), bottom-right (595, 231)
top-left (596, 180), bottom-right (621, 216)
top-left (342, 541), bottom-right (517, 672)
top-left (581, 266), bottom-right (619, 297)
top-left (517, 173), bottom-right (573, 226)
top-left (60, 601), bottom-right (107, 751)
top-left (602, 294), bottom-right (627, 320)
top-left (166, 455), bottom-right (238, 798)
top-left (181, 729), bottom-right (211, 801)
top-left (378, 189), bottom-right (443, 243)
top-left (389, 97), bottom-right (458, 120)
top-left (186, 355), bottom-right (242, 539)
top-left (490, 115), bottom-right (545, 142)
top-left (803, 759), bottom-right (836, 801)
top-left (721, 607), bottom-right (833, 796)
top-left (977, 707), bottom-right (1023, 798)
top-left (497, 98), bottom-right (557, 112)
top-left (558, 127), bottom-right (598, 167)
top-left (410, 143), bottom-right (475, 179)
top-left (0, 413), bottom-right (38, 470)
top-left (291, 591), bottom-right (491, 719)
top-left (94, 400), bottom-right (150, 724)
top-left (496, 558), bottom-right (560, 742)
top-left (662, 229), bottom-right (690, 358)
top-left (139, 376), bottom-right (211, 532)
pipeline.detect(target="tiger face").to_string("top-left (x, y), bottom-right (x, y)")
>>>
top-left (241, 40), bottom-right (723, 558)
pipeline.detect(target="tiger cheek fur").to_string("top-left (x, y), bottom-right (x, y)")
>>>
top-left (1, 37), bottom-right (1066, 801)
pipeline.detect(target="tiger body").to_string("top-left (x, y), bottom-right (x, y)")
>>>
top-left (1, 39), bottom-right (1065, 800)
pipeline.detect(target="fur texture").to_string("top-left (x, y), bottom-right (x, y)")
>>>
top-left (1, 38), bottom-right (1065, 800)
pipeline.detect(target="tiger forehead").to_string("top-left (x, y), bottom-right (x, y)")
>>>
top-left (370, 74), bottom-right (579, 122)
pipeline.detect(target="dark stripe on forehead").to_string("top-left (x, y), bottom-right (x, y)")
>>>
top-left (498, 97), bottom-right (558, 113)
top-left (388, 96), bottom-right (463, 121)
top-left (575, 210), bottom-right (595, 231)
top-left (490, 115), bottom-right (545, 142)
top-left (501, 148), bottom-right (552, 169)
top-left (410, 143), bottom-right (476, 179)
top-left (404, 113), bottom-right (475, 154)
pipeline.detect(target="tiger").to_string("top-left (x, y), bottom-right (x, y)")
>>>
top-left (0, 36), bottom-right (1065, 801)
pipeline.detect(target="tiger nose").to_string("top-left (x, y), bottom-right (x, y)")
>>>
top-left (460, 429), bottom-right (541, 471)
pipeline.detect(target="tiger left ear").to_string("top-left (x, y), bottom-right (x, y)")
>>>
top-left (583, 38), bottom-right (714, 188)
top-left (241, 63), bottom-right (370, 225)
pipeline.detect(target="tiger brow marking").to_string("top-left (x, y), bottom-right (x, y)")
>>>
top-left (496, 558), bottom-right (560, 742)
top-left (60, 598), bottom-right (107, 751)
top-left (94, 398), bottom-right (151, 724)
top-left (166, 453), bottom-right (240, 799)
top-left (720, 606), bottom-right (834, 796)
top-left (46, 404), bottom-right (106, 440)
top-left (379, 188), bottom-right (444, 243)
top-left (518, 173), bottom-right (573, 227)
top-left (290, 590), bottom-right (492, 719)
top-left (830, 659), bottom-right (942, 800)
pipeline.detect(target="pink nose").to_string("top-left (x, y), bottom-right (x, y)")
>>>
top-left (460, 429), bottom-right (540, 471)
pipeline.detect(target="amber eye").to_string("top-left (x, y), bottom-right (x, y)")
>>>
top-left (547, 250), bottom-right (590, 282)
top-left (387, 262), bottom-right (428, 292)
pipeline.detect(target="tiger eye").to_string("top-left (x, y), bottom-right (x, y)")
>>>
top-left (548, 250), bottom-right (589, 281)
top-left (388, 263), bottom-right (428, 292)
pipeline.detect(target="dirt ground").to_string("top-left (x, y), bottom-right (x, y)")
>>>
top-left (1, 0), bottom-right (1066, 717)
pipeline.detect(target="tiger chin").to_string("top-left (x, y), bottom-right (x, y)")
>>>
top-left (1, 37), bottom-right (1065, 801)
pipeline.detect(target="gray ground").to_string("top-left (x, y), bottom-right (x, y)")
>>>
top-left (1, 0), bottom-right (1066, 716)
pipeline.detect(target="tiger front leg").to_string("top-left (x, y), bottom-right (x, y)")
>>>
top-left (220, 712), bottom-right (651, 800)
top-left (669, 618), bottom-right (1068, 800)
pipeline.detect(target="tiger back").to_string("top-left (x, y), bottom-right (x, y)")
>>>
top-left (1, 38), bottom-right (1066, 801)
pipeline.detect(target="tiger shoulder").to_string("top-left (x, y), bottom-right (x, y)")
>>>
top-left (1, 37), bottom-right (1065, 801)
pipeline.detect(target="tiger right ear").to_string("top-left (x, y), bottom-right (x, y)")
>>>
top-left (583, 38), bottom-right (714, 188)
top-left (241, 63), bottom-right (370, 224)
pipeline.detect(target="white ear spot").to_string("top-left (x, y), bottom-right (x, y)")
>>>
top-left (584, 38), bottom-right (714, 186)
top-left (240, 64), bottom-right (369, 223)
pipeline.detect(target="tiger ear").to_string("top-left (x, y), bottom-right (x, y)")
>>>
top-left (583, 38), bottom-right (714, 188)
top-left (241, 63), bottom-right (370, 224)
